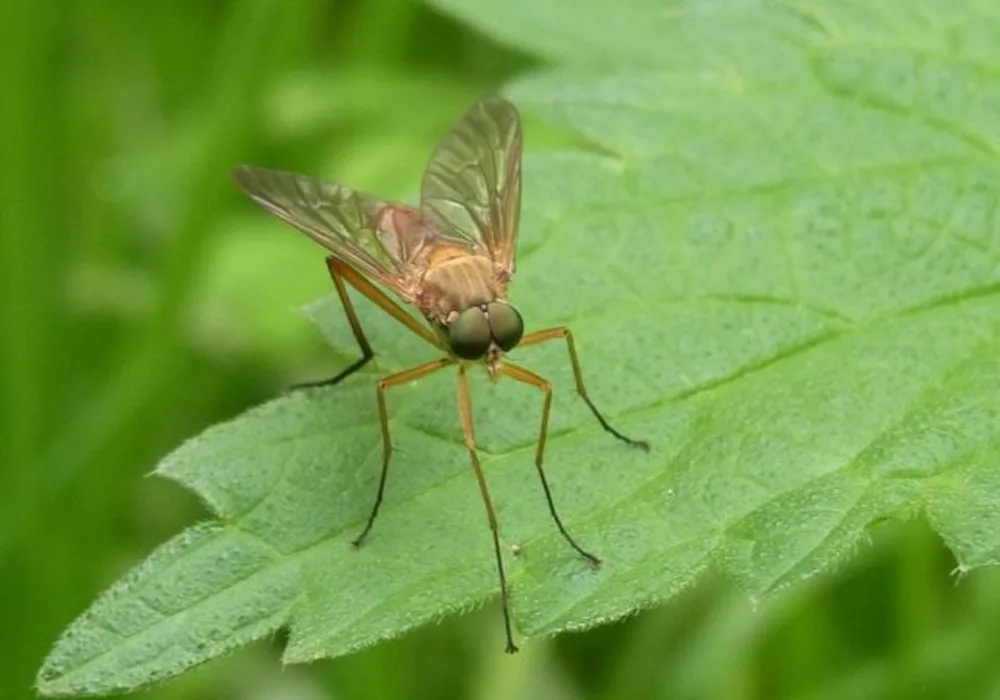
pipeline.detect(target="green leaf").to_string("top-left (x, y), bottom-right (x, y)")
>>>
top-left (38, 0), bottom-right (1000, 694)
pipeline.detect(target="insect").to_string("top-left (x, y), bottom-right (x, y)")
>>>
top-left (233, 96), bottom-right (648, 653)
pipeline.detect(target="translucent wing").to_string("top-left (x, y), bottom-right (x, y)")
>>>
top-left (233, 165), bottom-right (439, 299)
top-left (420, 96), bottom-right (523, 275)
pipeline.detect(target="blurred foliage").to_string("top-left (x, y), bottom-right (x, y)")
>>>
top-left (4, 0), bottom-right (1000, 699)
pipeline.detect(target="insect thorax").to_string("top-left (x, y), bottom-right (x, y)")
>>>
top-left (420, 254), bottom-right (502, 323)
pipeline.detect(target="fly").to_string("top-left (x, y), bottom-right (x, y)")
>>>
top-left (233, 96), bottom-right (649, 653)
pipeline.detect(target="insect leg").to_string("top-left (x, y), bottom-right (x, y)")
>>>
top-left (330, 257), bottom-right (442, 347)
top-left (291, 257), bottom-right (376, 390)
top-left (497, 362), bottom-right (601, 567)
top-left (292, 256), bottom-right (443, 390)
top-left (352, 357), bottom-right (454, 547)
top-left (457, 364), bottom-right (518, 654)
top-left (518, 327), bottom-right (650, 450)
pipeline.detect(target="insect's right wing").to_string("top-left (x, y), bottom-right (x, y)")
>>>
top-left (420, 96), bottom-right (523, 275)
top-left (233, 165), bottom-right (431, 297)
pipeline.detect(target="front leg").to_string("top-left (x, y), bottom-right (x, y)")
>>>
top-left (456, 364), bottom-right (519, 654)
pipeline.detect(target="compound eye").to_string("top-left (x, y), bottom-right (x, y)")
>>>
top-left (486, 302), bottom-right (524, 352)
top-left (448, 307), bottom-right (491, 360)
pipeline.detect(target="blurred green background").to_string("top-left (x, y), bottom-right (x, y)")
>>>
top-left (3, 1), bottom-right (1000, 699)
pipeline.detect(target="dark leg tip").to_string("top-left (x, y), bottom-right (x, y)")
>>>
top-left (505, 641), bottom-right (520, 654)
top-left (605, 423), bottom-right (650, 452)
top-left (350, 533), bottom-right (368, 549)
top-left (632, 438), bottom-right (651, 452)
top-left (585, 554), bottom-right (603, 570)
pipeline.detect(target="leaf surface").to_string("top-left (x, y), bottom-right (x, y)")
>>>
top-left (38, 0), bottom-right (1000, 694)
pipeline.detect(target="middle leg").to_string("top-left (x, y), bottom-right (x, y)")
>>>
top-left (352, 357), bottom-right (454, 547)
top-left (496, 362), bottom-right (601, 568)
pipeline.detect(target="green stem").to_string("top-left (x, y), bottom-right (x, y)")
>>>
top-left (0, 0), bottom-right (66, 523)
top-left (0, 0), bottom-right (319, 560)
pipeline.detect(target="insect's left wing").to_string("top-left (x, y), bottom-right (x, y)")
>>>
top-left (420, 96), bottom-right (523, 275)
top-left (233, 165), bottom-right (427, 297)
